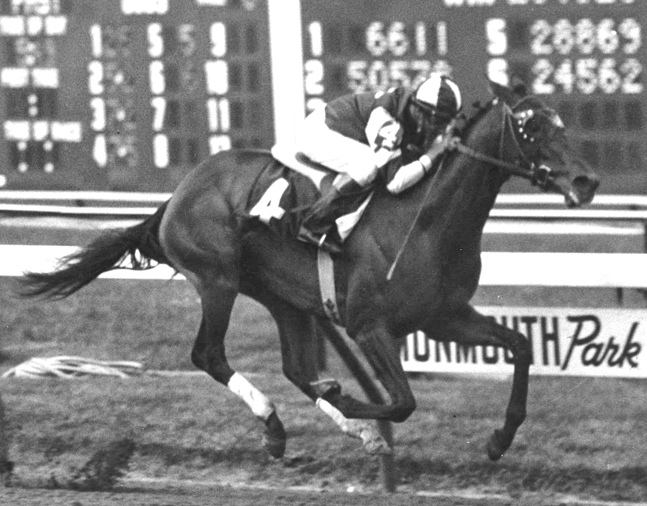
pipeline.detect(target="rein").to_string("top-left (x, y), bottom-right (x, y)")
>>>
top-left (386, 96), bottom-right (553, 281)
top-left (452, 99), bottom-right (554, 189)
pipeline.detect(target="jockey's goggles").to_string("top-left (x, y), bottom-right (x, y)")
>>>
top-left (411, 98), bottom-right (453, 125)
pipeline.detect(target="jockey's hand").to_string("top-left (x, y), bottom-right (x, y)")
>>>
top-left (443, 135), bottom-right (461, 151)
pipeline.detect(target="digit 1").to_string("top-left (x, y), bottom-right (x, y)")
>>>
top-left (90, 24), bottom-right (102, 58)
top-left (415, 22), bottom-right (426, 56)
top-left (207, 98), bottom-right (230, 132)
top-left (93, 134), bottom-right (107, 167)
top-left (436, 21), bottom-right (447, 56)
top-left (207, 98), bottom-right (219, 131)
top-left (308, 21), bottom-right (323, 57)
top-left (218, 100), bottom-right (230, 132)
top-left (153, 133), bottom-right (169, 168)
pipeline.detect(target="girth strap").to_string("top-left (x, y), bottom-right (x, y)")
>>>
top-left (317, 249), bottom-right (342, 325)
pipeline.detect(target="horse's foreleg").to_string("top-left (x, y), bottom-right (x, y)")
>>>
top-left (432, 306), bottom-right (531, 460)
top-left (339, 323), bottom-right (416, 423)
top-left (261, 296), bottom-right (389, 455)
top-left (485, 324), bottom-right (531, 460)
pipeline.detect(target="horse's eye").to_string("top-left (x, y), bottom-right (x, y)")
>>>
top-left (523, 116), bottom-right (542, 135)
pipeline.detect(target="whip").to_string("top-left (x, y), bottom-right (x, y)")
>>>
top-left (386, 154), bottom-right (449, 281)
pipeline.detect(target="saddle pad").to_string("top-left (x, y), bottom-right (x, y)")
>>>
top-left (247, 157), bottom-right (373, 244)
top-left (247, 158), bottom-right (334, 239)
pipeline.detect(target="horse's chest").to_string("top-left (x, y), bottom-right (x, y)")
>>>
top-left (393, 254), bottom-right (480, 319)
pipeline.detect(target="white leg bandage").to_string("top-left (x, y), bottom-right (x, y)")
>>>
top-left (228, 372), bottom-right (275, 420)
top-left (316, 398), bottom-right (377, 444)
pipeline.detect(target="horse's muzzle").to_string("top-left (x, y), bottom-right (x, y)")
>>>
top-left (565, 175), bottom-right (600, 207)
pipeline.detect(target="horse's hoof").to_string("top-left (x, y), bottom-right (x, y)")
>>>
top-left (364, 436), bottom-right (393, 456)
top-left (486, 430), bottom-right (506, 461)
top-left (356, 425), bottom-right (393, 456)
top-left (262, 411), bottom-right (287, 459)
top-left (262, 433), bottom-right (287, 459)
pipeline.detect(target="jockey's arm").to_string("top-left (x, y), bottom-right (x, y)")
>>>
top-left (386, 124), bottom-right (458, 194)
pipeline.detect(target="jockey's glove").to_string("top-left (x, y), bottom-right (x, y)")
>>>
top-left (386, 135), bottom-right (460, 194)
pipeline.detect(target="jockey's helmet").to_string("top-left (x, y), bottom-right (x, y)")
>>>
top-left (411, 73), bottom-right (462, 125)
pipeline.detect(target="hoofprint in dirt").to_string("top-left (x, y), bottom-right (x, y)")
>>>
top-left (3, 480), bottom-right (647, 506)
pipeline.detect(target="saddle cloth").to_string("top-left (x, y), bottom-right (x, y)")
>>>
top-left (245, 145), bottom-right (373, 244)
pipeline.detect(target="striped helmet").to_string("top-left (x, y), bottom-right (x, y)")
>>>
top-left (413, 73), bottom-right (462, 122)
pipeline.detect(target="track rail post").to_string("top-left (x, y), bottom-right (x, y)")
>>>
top-left (315, 318), bottom-right (397, 493)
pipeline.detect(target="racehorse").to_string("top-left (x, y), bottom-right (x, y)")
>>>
top-left (19, 80), bottom-right (599, 461)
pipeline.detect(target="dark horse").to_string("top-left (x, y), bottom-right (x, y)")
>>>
top-left (20, 80), bottom-right (599, 461)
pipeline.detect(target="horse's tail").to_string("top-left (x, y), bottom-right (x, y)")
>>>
top-left (19, 201), bottom-right (171, 300)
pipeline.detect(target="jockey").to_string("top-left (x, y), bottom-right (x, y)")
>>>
top-left (296, 72), bottom-right (462, 254)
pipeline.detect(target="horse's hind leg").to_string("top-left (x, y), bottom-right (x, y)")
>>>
top-left (190, 287), bottom-right (286, 458)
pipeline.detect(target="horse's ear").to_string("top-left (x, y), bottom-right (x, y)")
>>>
top-left (488, 78), bottom-right (516, 105)
top-left (510, 76), bottom-right (528, 97)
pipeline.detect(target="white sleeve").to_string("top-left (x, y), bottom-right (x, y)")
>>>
top-left (387, 132), bottom-right (454, 194)
top-left (365, 107), bottom-right (402, 168)
top-left (386, 160), bottom-right (427, 194)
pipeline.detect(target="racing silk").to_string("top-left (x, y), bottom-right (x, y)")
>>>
top-left (322, 87), bottom-right (439, 194)
top-left (325, 87), bottom-right (410, 164)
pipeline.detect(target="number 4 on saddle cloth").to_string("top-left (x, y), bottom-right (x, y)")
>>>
top-left (246, 144), bottom-right (374, 247)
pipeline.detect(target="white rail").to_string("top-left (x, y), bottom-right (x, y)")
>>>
top-left (0, 191), bottom-right (171, 202)
top-left (3, 245), bottom-right (647, 288)
top-left (2, 191), bottom-right (647, 220)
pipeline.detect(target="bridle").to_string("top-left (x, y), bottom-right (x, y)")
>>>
top-left (451, 97), bottom-right (561, 190)
top-left (386, 95), bottom-right (563, 281)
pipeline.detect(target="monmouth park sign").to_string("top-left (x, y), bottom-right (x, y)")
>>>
top-left (401, 307), bottom-right (647, 378)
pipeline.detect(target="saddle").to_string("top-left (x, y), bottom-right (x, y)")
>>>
top-left (246, 145), bottom-right (373, 245)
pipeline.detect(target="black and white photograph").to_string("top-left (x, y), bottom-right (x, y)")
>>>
top-left (0, 0), bottom-right (644, 504)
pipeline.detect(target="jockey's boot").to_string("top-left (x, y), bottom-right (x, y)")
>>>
top-left (297, 173), bottom-right (364, 255)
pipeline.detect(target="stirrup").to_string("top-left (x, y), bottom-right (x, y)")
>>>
top-left (317, 233), bottom-right (342, 255)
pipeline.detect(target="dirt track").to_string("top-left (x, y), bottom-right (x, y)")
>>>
top-left (2, 481), bottom-right (644, 506)
top-left (1, 487), bottom-right (500, 506)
